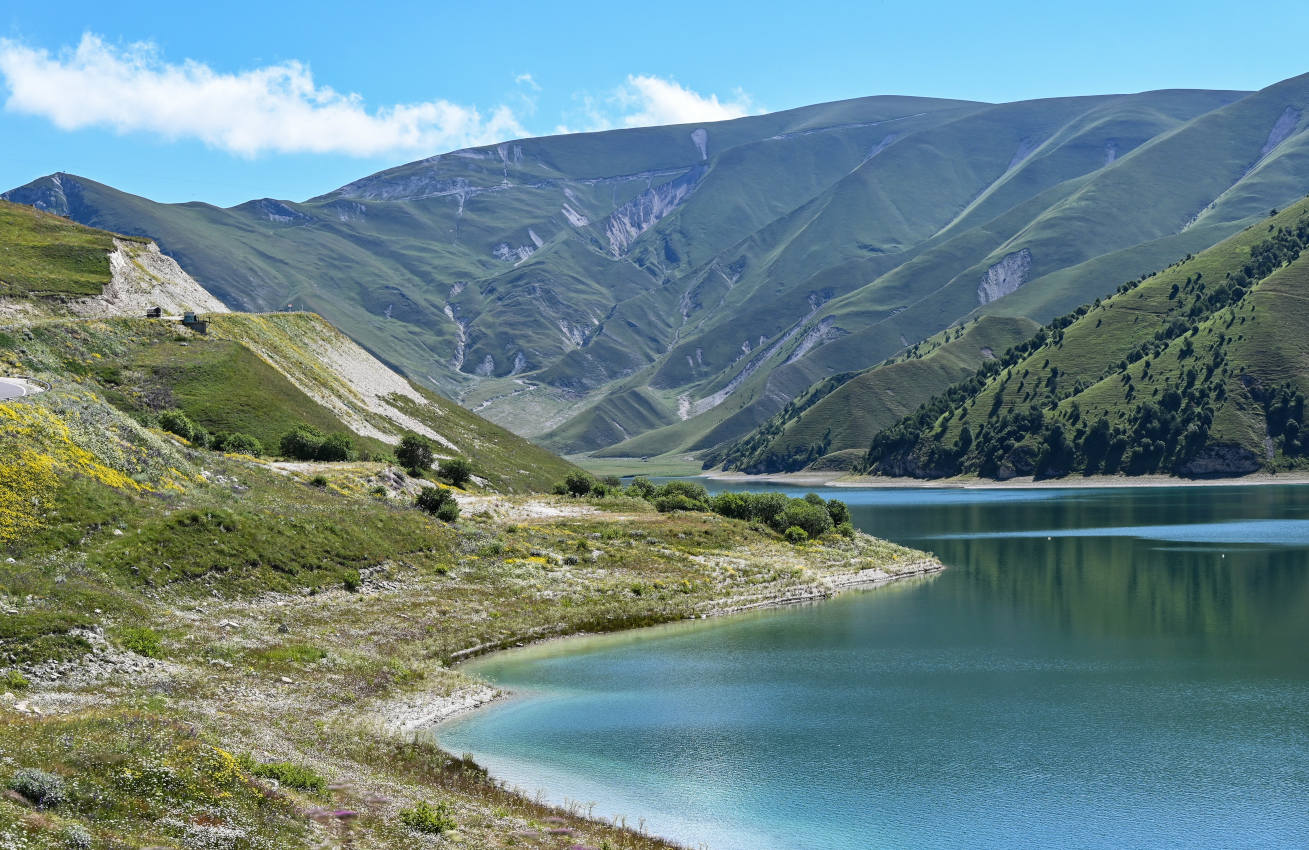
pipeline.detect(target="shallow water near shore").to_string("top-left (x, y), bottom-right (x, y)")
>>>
top-left (438, 483), bottom-right (1309, 849)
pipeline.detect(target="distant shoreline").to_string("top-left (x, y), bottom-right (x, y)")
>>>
top-left (701, 470), bottom-right (1309, 489)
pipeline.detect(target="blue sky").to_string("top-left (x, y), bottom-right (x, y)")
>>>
top-left (2, 0), bottom-right (1306, 206)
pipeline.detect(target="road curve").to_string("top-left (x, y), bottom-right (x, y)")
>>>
top-left (0, 377), bottom-right (45, 400)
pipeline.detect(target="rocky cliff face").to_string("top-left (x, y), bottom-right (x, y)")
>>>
top-left (977, 248), bottom-right (1033, 305)
top-left (604, 166), bottom-right (706, 256)
top-left (70, 240), bottom-right (229, 318)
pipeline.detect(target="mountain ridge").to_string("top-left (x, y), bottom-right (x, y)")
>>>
top-left (7, 76), bottom-right (1308, 464)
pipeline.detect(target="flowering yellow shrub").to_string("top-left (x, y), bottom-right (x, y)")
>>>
top-left (0, 401), bottom-right (150, 543)
top-left (0, 448), bottom-right (57, 543)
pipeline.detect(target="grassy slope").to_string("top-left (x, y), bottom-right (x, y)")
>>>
top-left (709, 316), bottom-right (1039, 472)
top-left (861, 199), bottom-right (1309, 478)
top-left (0, 200), bottom-right (139, 298)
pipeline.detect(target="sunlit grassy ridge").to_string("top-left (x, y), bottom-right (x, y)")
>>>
top-left (860, 199), bottom-right (1309, 479)
top-left (0, 200), bottom-right (139, 298)
top-left (708, 315), bottom-right (1039, 472)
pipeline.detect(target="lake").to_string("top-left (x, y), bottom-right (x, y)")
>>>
top-left (437, 484), bottom-right (1309, 849)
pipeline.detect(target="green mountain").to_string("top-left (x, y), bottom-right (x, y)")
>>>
top-left (860, 199), bottom-right (1309, 479)
top-left (7, 75), bottom-right (1309, 462)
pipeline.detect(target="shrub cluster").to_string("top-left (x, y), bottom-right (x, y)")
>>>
top-left (155, 410), bottom-right (262, 454)
top-left (551, 471), bottom-right (624, 498)
top-left (394, 433), bottom-right (434, 475)
top-left (398, 800), bottom-right (457, 834)
top-left (415, 487), bottom-right (460, 522)
top-left (437, 456), bottom-right (472, 487)
top-left (236, 755), bottom-right (325, 792)
top-left (558, 476), bottom-right (852, 543)
top-left (279, 425), bottom-right (355, 462)
top-left (7, 767), bottom-right (66, 808)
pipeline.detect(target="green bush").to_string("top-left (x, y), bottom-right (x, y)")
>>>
top-left (415, 487), bottom-right (460, 522)
top-left (237, 755), bottom-right (325, 792)
top-left (836, 521), bottom-right (856, 538)
top-left (8, 767), bottom-right (66, 808)
top-left (625, 476), bottom-right (657, 499)
top-left (212, 431), bottom-right (263, 455)
top-left (784, 525), bottom-right (809, 543)
top-left (439, 456), bottom-right (473, 487)
top-left (310, 475), bottom-right (328, 488)
top-left (772, 498), bottom-right (834, 539)
top-left (741, 492), bottom-right (788, 526)
top-left (118, 626), bottom-right (163, 658)
top-left (563, 471), bottom-right (597, 497)
top-left (654, 493), bottom-right (708, 513)
top-left (656, 481), bottom-right (709, 502)
top-left (395, 433), bottom-right (434, 475)
top-left (158, 409), bottom-right (207, 447)
top-left (2, 669), bottom-right (29, 690)
top-left (399, 800), bottom-right (457, 834)
top-left (280, 425), bottom-right (355, 461)
top-left (709, 492), bottom-right (751, 519)
top-left (280, 425), bottom-right (325, 460)
top-left (826, 499), bottom-right (851, 526)
top-left (317, 433), bottom-right (355, 462)
top-left (342, 570), bottom-right (362, 592)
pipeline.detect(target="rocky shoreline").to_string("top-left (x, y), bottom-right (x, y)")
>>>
top-left (373, 556), bottom-right (945, 737)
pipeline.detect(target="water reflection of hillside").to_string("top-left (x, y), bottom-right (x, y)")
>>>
top-left (849, 484), bottom-right (1309, 650)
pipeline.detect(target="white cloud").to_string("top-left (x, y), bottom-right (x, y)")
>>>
top-left (0, 34), bottom-right (527, 157)
top-left (556, 75), bottom-right (756, 134)
top-left (514, 73), bottom-right (541, 92)
top-left (616, 75), bottom-right (754, 127)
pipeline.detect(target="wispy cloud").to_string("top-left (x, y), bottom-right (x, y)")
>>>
top-left (0, 34), bottom-right (527, 157)
top-left (514, 72), bottom-right (541, 92)
top-left (616, 75), bottom-right (755, 127)
top-left (557, 75), bottom-right (757, 134)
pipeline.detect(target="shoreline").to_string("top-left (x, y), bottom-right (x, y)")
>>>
top-left (701, 469), bottom-right (1309, 489)
top-left (374, 557), bottom-right (945, 735)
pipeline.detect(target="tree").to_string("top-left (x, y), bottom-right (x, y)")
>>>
top-left (395, 433), bottom-right (435, 475)
top-left (213, 432), bottom-right (262, 456)
top-left (317, 432), bottom-right (355, 462)
top-left (415, 487), bottom-right (460, 522)
top-left (280, 425), bottom-right (326, 460)
top-left (563, 471), bottom-right (596, 497)
top-left (439, 456), bottom-right (473, 487)
top-left (772, 498), bottom-right (834, 539)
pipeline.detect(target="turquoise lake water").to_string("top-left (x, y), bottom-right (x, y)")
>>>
top-left (438, 484), bottom-right (1309, 849)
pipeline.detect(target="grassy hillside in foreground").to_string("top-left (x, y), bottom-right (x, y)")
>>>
top-left (706, 315), bottom-right (1039, 472)
top-left (0, 361), bottom-right (933, 849)
top-left (861, 199), bottom-right (1309, 479)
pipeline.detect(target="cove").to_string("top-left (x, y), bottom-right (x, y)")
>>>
top-left (438, 484), bottom-right (1309, 849)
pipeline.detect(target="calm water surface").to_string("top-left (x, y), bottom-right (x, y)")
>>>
top-left (439, 484), bottom-right (1309, 849)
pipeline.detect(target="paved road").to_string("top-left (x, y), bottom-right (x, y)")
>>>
top-left (0, 378), bottom-right (43, 400)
